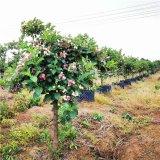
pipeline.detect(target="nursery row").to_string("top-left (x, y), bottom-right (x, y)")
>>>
top-left (78, 71), bottom-right (158, 102)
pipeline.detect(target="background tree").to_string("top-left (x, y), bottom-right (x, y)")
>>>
top-left (0, 44), bottom-right (7, 78)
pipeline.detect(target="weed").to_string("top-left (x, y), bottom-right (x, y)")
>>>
top-left (111, 115), bottom-right (134, 134)
top-left (83, 130), bottom-right (97, 145)
top-left (133, 116), bottom-right (151, 127)
top-left (58, 123), bottom-right (77, 155)
top-left (155, 84), bottom-right (160, 90)
top-left (109, 108), bottom-right (117, 113)
top-left (95, 93), bottom-right (113, 105)
top-left (59, 124), bottom-right (77, 142)
top-left (81, 120), bottom-right (91, 128)
top-left (38, 129), bottom-right (54, 158)
top-left (13, 89), bottom-right (31, 112)
top-left (92, 112), bottom-right (104, 122)
top-left (121, 112), bottom-right (133, 122)
top-left (1, 119), bottom-right (16, 128)
top-left (9, 123), bottom-right (39, 146)
top-left (2, 141), bottom-right (20, 160)
top-left (69, 142), bottom-right (81, 150)
top-left (32, 114), bottom-right (49, 128)
top-left (0, 99), bottom-right (15, 121)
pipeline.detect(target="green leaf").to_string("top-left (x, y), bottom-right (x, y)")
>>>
top-left (51, 70), bottom-right (56, 75)
top-left (54, 93), bottom-right (61, 100)
top-left (78, 72), bottom-right (91, 81)
top-left (48, 86), bottom-right (56, 91)
top-left (30, 76), bottom-right (37, 83)
top-left (70, 110), bottom-right (78, 119)
top-left (43, 94), bottom-right (52, 102)
top-left (35, 87), bottom-right (43, 96)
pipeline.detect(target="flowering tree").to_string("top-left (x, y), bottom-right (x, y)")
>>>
top-left (12, 19), bottom-right (95, 155)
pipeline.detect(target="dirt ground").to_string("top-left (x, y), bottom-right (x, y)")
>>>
top-left (0, 72), bottom-right (160, 160)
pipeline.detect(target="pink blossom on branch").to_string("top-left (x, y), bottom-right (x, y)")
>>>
top-left (58, 72), bottom-right (66, 80)
top-left (60, 51), bottom-right (67, 58)
top-left (68, 80), bottom-right (75, 87)
top-left (63, 95), bottom-right (71, 101)
top-left (31, 68), bottom-right (36, 74)
top-left (39, 73), bottom-right (46, 80)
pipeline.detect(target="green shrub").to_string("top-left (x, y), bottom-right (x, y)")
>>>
top-left (1, 119), bottom-right (16, 128)
top-left (9, 123), bottom-right (39, 146)
top-left (92, 112), bottom-right (104, 121)
top-left (59, 123), bottom-right (77, 143)
top-left (14, 90), bottom-right (31, 112)
top-left (0, 99), bottom-right (15, 121)
top-left (1, 123), bottom-right (40, 159)
top-left (32, 114), bottom-right (49, 127)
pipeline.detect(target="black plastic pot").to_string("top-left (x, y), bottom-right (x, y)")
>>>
top-left (97, 85), bottom-right (112, 93)
top-left (77, 90), bottom-right (95, 102)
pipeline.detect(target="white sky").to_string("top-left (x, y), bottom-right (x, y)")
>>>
top-left (0, 0), bottom-right (160, 61)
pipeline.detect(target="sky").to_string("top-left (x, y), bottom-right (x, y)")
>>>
top-left (0, 0), bottom-right (160, 61)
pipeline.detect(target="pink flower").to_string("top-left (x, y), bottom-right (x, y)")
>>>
top-left (47, 46), bottom-right (51, 50)
top-left (67, 49), bottom-right (71, 52)
top-left (68, 62), bottom-right (77, 71)
top-left (15, 65), bottom-right (23, 73)
top-left (62, 75), bottom-right (66, 80)
top-left (31, 68), bottom-right (36, 74)
top-left (68, 80), bottom-right (75, 86)
top-left (43, 67), bottom-right (46, 71)
top-left (63, 64), bottom-right (68, 68)
top-left (63, 95), bottom-right (71, 101)
top-left (58, 43), bottom-right (63, 47)
top-left (58, 72), bottom-right (66, 80)
top-left (39, 73), bottom-right (46, 80)
top-left (66, 43), bottom-right (70, 48)
top-left (60, 51), bottom-right (67, 58)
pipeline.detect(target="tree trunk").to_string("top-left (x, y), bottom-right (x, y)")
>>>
top-left (52, 105), bottom-right (59, 158)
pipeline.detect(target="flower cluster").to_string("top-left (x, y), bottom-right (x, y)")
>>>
top-left (15, 53), bottom-right (32, 73)
top-left (63, 95), bottom-right (71, 101)
top-left (72, 91), bottom-right (79, 97)
top-left (68, 62), bottom-right (77, 71)
top-left (60, 51), bottom-right (67, 58)
top-left (68, 80), bottom-right (75, 86)
top-left (58, 72), bottom-right (66, 80)
top-left (21, 53), bottom-right (32, 63)
top-left (39, 73), bottom-right (46, 80)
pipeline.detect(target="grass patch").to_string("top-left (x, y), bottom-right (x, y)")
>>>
top-left (32, 114), bottom-right (49, 127)
top-left (95, 93), bottom-right (113, 105)
top-left (1, 123), bottom-right (40, 159)
top-left (1, 119), bottom-right (16, 128)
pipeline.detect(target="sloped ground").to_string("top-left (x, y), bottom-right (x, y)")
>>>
top-left (0, 72), bottom-right (160, 160)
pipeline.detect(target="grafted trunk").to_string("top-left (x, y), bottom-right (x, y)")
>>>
top-left (52, 105), bottom-right (59, 158)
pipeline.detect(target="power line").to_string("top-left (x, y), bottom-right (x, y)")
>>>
top-left (57, 8), bottom-right (160, 25)
top-left (87, 12), bottom-right (160, 26)
top-left (55, 1), bottom-right (160, 24)
top-left (59, 1), bottom-right (160, 20)
top-left (82, 9), bottom-right (160, 24)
